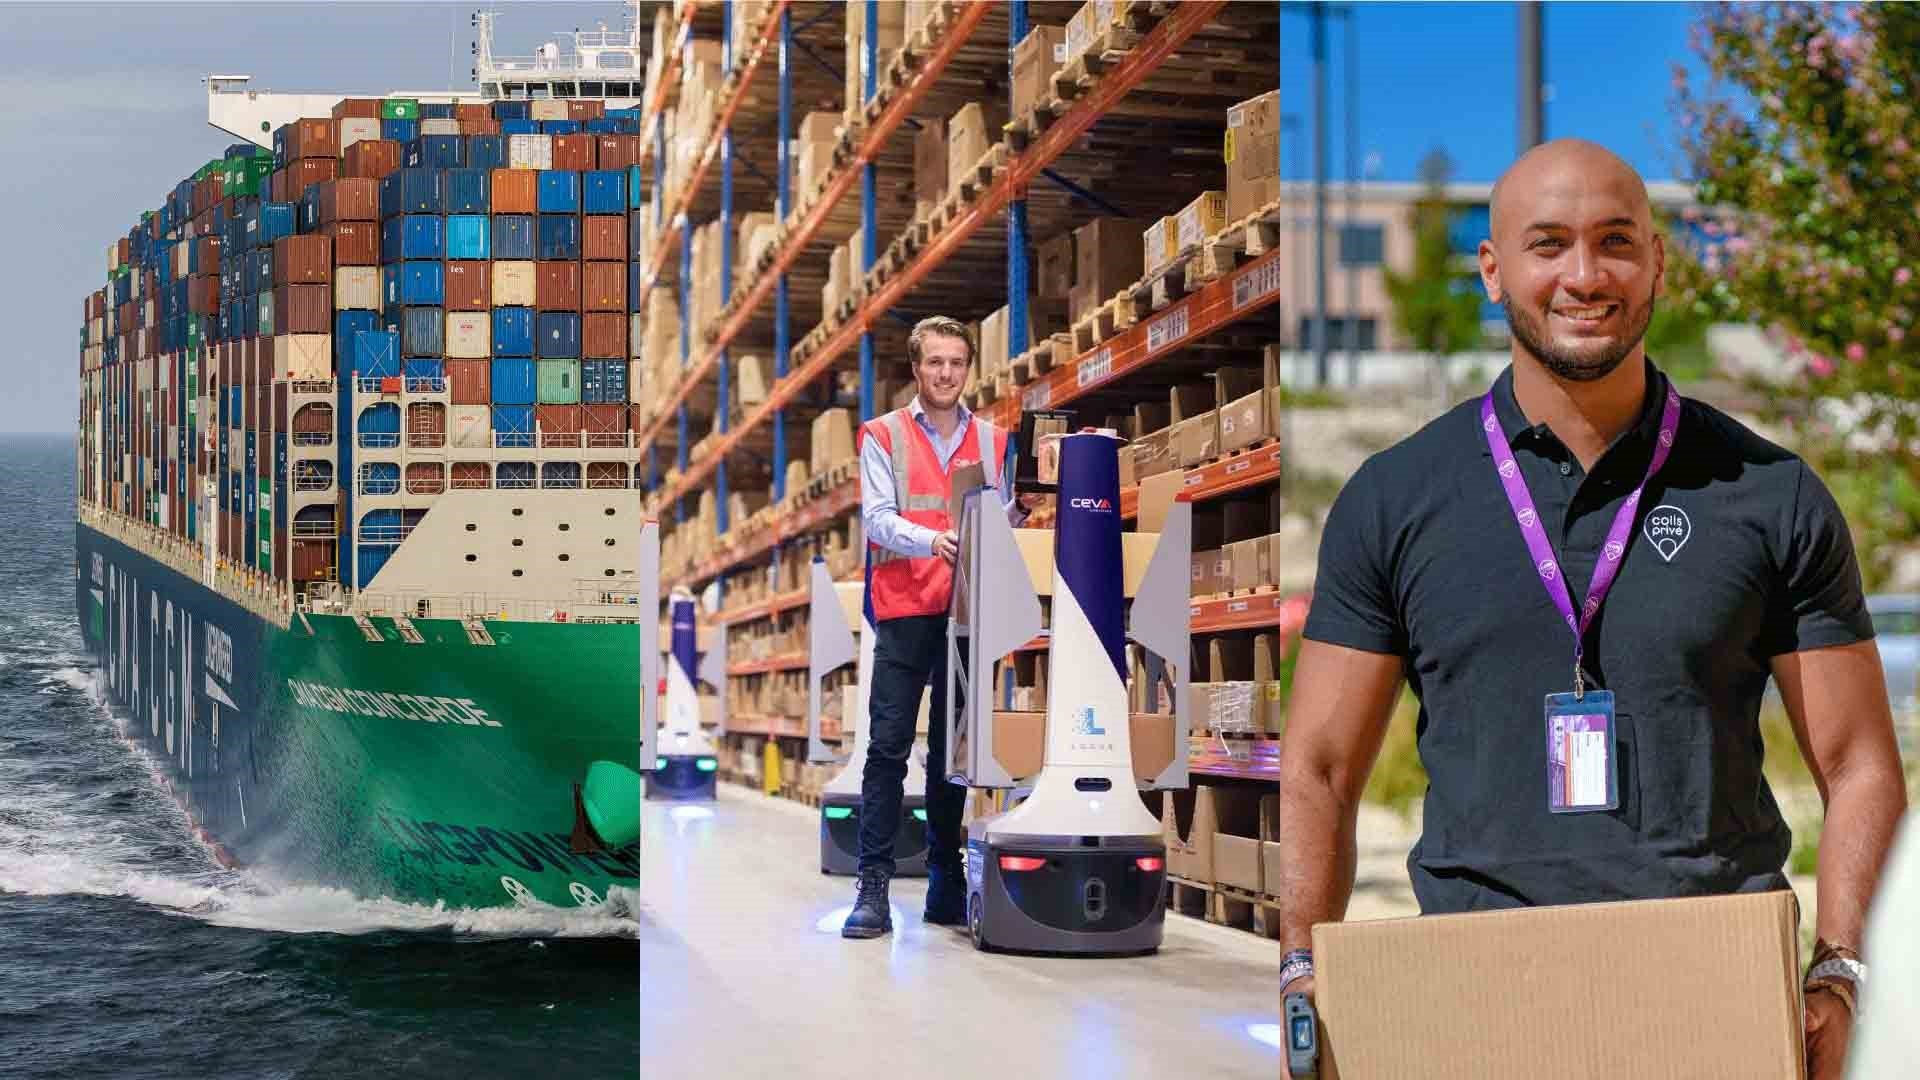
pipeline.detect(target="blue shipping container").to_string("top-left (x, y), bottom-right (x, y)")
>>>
top-left (491, 405), bottom-right (536, 445)
top-left (405, 135), bottom-right (464, 170)
top-left (536, 215), bottom-right (580, 260)
top-left (582, 359), bottom-right (630, 404)
top-left (501, 118), bottom-right (540, 136)
top-left (491, 215), bottom-right (536, 260)
top-left (358, 545), bottom-right (395, 587)
top-left (466, 135), bottom-right (508, 171)
top-left (251, 203), bottom-right (295, 250)
top-left (444, 168), bottom-right (490, 213)
top-left (584, 118), bottom-right (620, 135)
top-left (540, 119), bottom-right (581, 136)
top-left (403, 357), bottom-right (445, 382)
top-left (446, 214), bottom-right (490, 259)
top-left (335, 310), bottom-right (380, 355)
top-left (491, 307), bottom-right (535, 357)
top-left (381, 214), bottom-right (444, 261)
top-left (582, 171), bottom-right (626, 215)
top-left (492, 100), bottom-right (531, 121)
top-left (383, 261), bottom-right (445, 307)
top-left (626, 166), bottom-right (646, 210)
top-left (489, 360), bottom-right (537, 406)
top-left (536, 312), bottom-right (581, 358)
top-left (401, 307), bottom-right (444, 356)
top-left (299, 185), bottom-right (323, 232)
top-left (380, 168), bottom-right (444, 217)
top-left (420, 102), bottom-right (457, 120)
top-left (536, 171), bottom-right (580, 214)
top-left (381, 118), bottom-right (419, 144)
top-left (350, 330), bottom-right (401, 379)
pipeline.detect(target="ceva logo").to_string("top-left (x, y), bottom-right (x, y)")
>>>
top-left (1069, 497), bottom-right (1114, 512)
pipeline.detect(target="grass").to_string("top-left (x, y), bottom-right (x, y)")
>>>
top-left (1361, 690), bottom-right (1428, 821)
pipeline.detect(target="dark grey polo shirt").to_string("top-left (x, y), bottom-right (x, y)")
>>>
top-left (1304, 359), bottom-right (1873, 913)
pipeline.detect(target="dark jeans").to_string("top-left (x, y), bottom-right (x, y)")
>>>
top-left (858, 613), bottom-right (966, 874)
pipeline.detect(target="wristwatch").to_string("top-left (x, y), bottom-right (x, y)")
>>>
top-left (1807, 955), bottom-right (1867, 999)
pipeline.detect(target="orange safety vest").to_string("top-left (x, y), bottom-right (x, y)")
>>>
top-left (862, 407), bottom-right (1009, 621)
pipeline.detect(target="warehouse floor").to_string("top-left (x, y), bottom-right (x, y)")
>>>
top-left (638, 783), bottom-right (1281, 1079)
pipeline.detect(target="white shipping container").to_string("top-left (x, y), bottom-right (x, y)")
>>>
top-left (273, 334), bottom-right (332, 382)
top-left (445, 313), bottom-right (490, 359)
top-left (339, 117), bottom-right (382, 150)
top-left (630, 360), bottom-right (645, 404)
top-left (628, 313), bottom-right (644, 358)
top-left (492, 261), bottom-right (537, 306)
top-left (508, 134), bottom-right (553, 170)
top-left (143, 299), bottom-right (156, 326)
top-left (530, 99), bottom-right (570, 122)
top-left (449, 405), bottom-right (492, 449)
top-left (334, 266), bottom-right (380, 310)
top-left (106, 241), bottom-right (119, 273)
top-left (174, 243), bottom-right (189, 278)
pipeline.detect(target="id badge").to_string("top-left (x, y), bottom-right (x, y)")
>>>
top-left (1544, 690), bottom-right (1618, 814)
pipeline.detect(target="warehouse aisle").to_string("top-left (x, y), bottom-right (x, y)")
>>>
top-left (639, 784), bottom-right (1281, 1079)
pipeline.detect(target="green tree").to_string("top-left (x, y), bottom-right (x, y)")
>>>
top-left (1382, 147), bottom-right (1486, 401)
top-left (1668, 3), bottom-right (1920, 588)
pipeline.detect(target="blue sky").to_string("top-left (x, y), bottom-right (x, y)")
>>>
top-left (1279, 2), bottom-right (1705, 184)
top-left (8, 1), bottom-right (1705, 433)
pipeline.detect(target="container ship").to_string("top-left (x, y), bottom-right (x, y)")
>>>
top-left (72, 7), bottom-right (671, 910)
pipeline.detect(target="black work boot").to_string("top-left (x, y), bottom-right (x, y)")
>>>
top-left (841, 867), bottom-right (893, 939)
top-left (923, 862), bottom-right (967, 926)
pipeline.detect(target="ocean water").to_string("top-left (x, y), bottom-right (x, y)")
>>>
top-left (0, 436), bottom-right (638, 1079)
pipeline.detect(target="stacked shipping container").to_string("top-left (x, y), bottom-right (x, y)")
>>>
top-left (77, 95), bottom-right (647, 595)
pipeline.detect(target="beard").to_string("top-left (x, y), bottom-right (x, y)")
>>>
top-left (1501, 283), bottom-right (1656, 383)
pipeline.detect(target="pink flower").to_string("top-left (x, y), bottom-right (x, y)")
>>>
top-left (1809, 355), bottom-right (1835, 377)
top-left (1890, 326), bottom-right (1907, 344)
top-left (1895, 138), bottom-right (1912, 156)
top-left (1897, 268), bottom-right (1914, 287)
top-left (1846, 342), bottom-right (1867, 363)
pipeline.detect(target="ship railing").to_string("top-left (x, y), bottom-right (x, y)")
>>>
top-left (358, 479), bottom-right (400, 496)
top-left (291, 431), bottom-right (333, 447)
top-left (289, 379), bottom-right (334, 396)
top-left (584, 431), bottom-right (633, 449)
top-left (355, 377), bottom-right (396, 395)
top-left (493, 432), bottom-right (537, 449)
top-left (585, 474), bottom-right (629, 490)
top-left (357, 433), bottom-right (401, 449)
top-left (405, 377), bottom-right (447, 395)
top-left (404, 477), bottom-right (446, 495)
top-left (357, 524), bottom-right (414, 544)
top-left (540, 432), bottom-right (584, 449)
top-left (290, 521), bottom-right (335, 539)
top-left (293, 469), bottom-right (333, 491)
top-left (406, 432), bottom-right (447, 449)
top-left (496, 475), bottom-right (536, 490)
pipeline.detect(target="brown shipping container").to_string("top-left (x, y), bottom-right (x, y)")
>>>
top-left (283, 117), bottom-right (339, 161)
top-left (450, 462), bottom-right (491, 489)
top-left (332, 98), bottom-right (383, 120)
top-left (293, 540), bottom-right (335, 584)
top-left (586, 461), bottom-right (630, 488)
top-left (552, 133), bottom-right (596, 172)
top-left (273, 285), bottom-right (332, 335)
top-left (446, 360), bottom-right (492, 406)
top-left (274, 383), bottom-right (289, 429)
top-left (582, 215), bottom-right (627, 261)
top-left (631, 405), bottom-right (645, 434)
top-left (343, 139), bottom-right (402, 180)
top-left (273, 235), bottom-right (332, 285)
top-left (537, 404), bottom-right (584, 433)
top-left (567, 99), bottom-right (606, 122)
top-left (595, 135), bottom-right (641, 171)
top-left (583, 404), bottom-right (629, 434)
top-left (320, 178), bottom-right (380, 223)
top-left (291, 398), bottom-right (333, 435)
top-left (536, 261), bottom-right (582, 310)
top-left (190, 276), bottom-right (220, 316)
top-left (443, 261), bottom-right (491, 310)
top-left (404, 462), bottom-right (445, 495)
top-left (286, 157), bottom-right (337, 201)
top-left (490, 169), bottom-right (537, 214)
top-left (321, 221), bottom-right (380, 266)
top-left (407, 401), bottom-right (447, 441)
top-left (582, 312), bottom-right (628, 358)
top-left (582, 262), bottom-right (625, 312)
top-left (456, 103), bottom-right (492, 123)
top-left (196, 235), bottom-right (222, 271)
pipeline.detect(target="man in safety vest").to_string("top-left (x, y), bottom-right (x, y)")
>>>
top-left (842, 315), bottom-right (1040, 939)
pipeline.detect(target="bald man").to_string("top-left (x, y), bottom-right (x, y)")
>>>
top-left (1276, 140), bottom-right (1906, 1079)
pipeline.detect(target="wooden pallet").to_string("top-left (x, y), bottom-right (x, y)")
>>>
top-left (1166, 875), bottom-right (1212, 919)
top-left (1214, 884), bottom-right (1283, 939)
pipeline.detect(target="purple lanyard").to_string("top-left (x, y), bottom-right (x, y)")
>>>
top-left (1479, 382), bottom-right (1682, 695)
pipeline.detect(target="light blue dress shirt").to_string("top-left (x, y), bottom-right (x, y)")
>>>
top-left (860, 396), bottom-right (1025, 559)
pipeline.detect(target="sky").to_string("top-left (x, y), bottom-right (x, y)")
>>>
top-left (6, 1), bottom-right (1706, 433)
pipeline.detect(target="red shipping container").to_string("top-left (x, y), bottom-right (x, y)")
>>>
top-left (443, 261), bottom-right (491, 311)
top-left (406, 402), bottom-right (446, 447)
top-left (490, 169), bottom-right (537, 214)
top-left (343, 139), bottom-right (402, 180)
top-left (273, 285), bottom-right (332, 334)
top-left (286, 157), bottom-right (337, 202)
top-left (116, 238), bottom-right (130, 263)
top-left (196, 235), bottom-right (222, 270)
top-left (190, 276), bottom-right (220, 316)
top-left (282, 117), bottom-right (339, 161)
top-left (456, 103), bottom-right (491, 123)
top-left (275, 382), bottom-right (289, 429)
top-left (321, 221), bottom-right (380, 266)
top-left (404, 462), bottom-right (445, 495)
top-left (631, 405), bottom-right (645, 433)
top-left (582, 215), bottom-right (627, 261)
top-left (586, 461), bottom-right (631, 488)
top-left (581, 262), bottom-right (626, 312)
top-left (274, 526), bottom-right (288, 578)
top-left (450, 462), bottom-right (491, 489)
top-left (320, 178), bottom-right (379, 223)
top-left (537, 404), bottom-right (583, 433)
top-left (582, 312), bottom-right (627, 359)
top-left (270, 166), bottom-right (287, 204)
top-left (567, 99), bottom-right (606, 122)
top-left (583, 403), bottom-right (629, 434)
top-left (594, 135), bottom-right (641, 171)
top-left (273, 235), bottom-right (332, 285)
top-left (446, 360), bottom-right (492, 405)
top-left (535, 262), bottom-right (582, 311)
top-left (459, 118), bottom-right (502, 136)
top-left (332, 98), bottom-right (383, 121)
top-left (293, 540), bottom-right (335, 583)
top-left (552, 134), bottom-right (596, 171)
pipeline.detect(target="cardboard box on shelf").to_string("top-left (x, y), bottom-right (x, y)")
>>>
top-left (1212, 781), bottom-right (1268, 892)
top-left (1037, 230), bottom-right (1075, 300)
top-left (1225, 90), bottom-right (1281, 221)
top-left (1116, 442), bottom-right (1136, 487)
top-left (1314, 890), bottom-right (1804, 1080)
top-left (845, 0), bottom-right (906, 124)
top-left (1174, 190), bottom-right (1230, 252)
top-left (1136, 469), bottom-right (1187, 531)
top-left (1012, 25), bottom-right (1069, 118)
top-left (809, 407), bottom-right (855, 471)
top-left (1174, 409), bottom-right (1218, 467)
top-left (1162, 784), bottom-right (1265, 884)
top-left (913, 115), bottom-right (948, 221)
top-left (1190, 549), bottom-right (1219, 598)
top-left (1075, 216), bottom-right (1145, 303)
top-left (980, 305), bottom-right (1008, 376)
top-left (735, 353), bottom-right (769, 407)
top-left (1064, 2), bottom-right (1097, 64)
top-left (947, 101), bottom-right (1008, 193)
top-left (1142, 216), bottom-right (1173, 276)
top-left (1132, 427), bottom-right (1175, 480)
